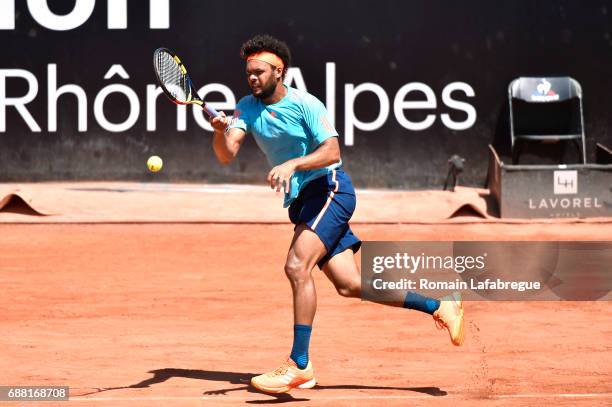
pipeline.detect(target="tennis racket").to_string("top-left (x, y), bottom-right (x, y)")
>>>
top-left (153, 47), bottom-right (219, 118)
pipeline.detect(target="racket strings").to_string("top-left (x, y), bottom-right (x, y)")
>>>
top-left (155, 51), bottom-right (191, 102)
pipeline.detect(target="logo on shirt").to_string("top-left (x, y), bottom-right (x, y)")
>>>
top-left (269, 111), bottom-right (277, 119)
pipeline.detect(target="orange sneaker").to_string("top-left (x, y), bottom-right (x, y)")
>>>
top-left (250, 358), bottom-right (316, 394)
top-left (433, 292), bottom-right (465, 346)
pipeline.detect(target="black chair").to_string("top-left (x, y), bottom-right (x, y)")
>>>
top-left (508, 77), bottom-right (586, 164)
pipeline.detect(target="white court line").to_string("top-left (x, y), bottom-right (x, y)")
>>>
top-left (69, 395), bottom-right (434, 401)
top-left (492, 393), bottom-right (612, 398)
top-left (68, 393), bottom-right (612, 401)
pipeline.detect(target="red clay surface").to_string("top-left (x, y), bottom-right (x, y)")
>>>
top-left (2, 182), bottom-right (611, 224)
top-left (1, 223), bottom-right (611, 406)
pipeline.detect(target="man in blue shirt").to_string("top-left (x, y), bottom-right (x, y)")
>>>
top-left (210, 34), bottom-right (465, 394)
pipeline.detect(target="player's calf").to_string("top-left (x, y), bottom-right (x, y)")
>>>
top-left (334, 278), bottom-right (361, 298)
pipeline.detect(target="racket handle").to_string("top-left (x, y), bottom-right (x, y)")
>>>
top-left (202, 103), bottom-right (220, 118)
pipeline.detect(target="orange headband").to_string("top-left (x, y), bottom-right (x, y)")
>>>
top-left (246, 51), bottom-right (284, 69)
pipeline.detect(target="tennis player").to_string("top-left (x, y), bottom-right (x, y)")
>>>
top-left (210, 34), bottom-right (465, 394)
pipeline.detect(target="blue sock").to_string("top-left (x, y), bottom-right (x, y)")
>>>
top-left (289, 324), bottom-right (312, 370)
top-left (403, 292), bottom-right (440, 315)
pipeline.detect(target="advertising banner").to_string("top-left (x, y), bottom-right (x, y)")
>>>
top-left (1, 1), bottom-right (611, 188)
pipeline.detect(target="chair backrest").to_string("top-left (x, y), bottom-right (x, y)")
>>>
top-left (509, 77), bottom-right (585, 137)
top-left (508, 76), bottom-right (586, 164)
top-left (509, 77), bottom-right (582, 102)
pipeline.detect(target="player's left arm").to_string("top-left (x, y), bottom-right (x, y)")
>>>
top-left (267, 136), bottom-right (340, 192)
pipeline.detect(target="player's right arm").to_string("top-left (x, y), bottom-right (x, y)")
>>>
top-left (211, 112), bottom-right (246, 165)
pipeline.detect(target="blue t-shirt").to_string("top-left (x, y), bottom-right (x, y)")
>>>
top-left (227, 85), bottom-right (340, 207)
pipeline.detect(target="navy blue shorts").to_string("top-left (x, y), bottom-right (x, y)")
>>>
top-left (288, 169), bottom-right (361, 269)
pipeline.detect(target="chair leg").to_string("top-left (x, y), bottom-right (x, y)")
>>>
top-left (571, 139), bottom-right (584, 164)
top-left (512, 141), bottom-right (522, 165)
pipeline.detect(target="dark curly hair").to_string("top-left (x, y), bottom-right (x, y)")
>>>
top-left (240, 34), bottom-right (291, 77)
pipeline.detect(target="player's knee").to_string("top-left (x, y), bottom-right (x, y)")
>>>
top-left (284, 258), bottom-right (309, 285)
top-left (336, 280), bottom-right (361, 298)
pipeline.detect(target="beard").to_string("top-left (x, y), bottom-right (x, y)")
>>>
top-left (253, 77), bottom-right (278, 100)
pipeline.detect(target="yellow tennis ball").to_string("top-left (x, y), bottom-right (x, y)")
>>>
top-left (147, 155), bottom-right (163, 172)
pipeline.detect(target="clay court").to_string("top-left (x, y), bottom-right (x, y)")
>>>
top-left (3, 1), bottom-right (612, 405)
top-left (0, 184), bottom-right (610, 406)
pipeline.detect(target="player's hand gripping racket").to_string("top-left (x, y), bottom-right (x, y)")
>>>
top-left (153, 47), bottom-right (219, 118)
